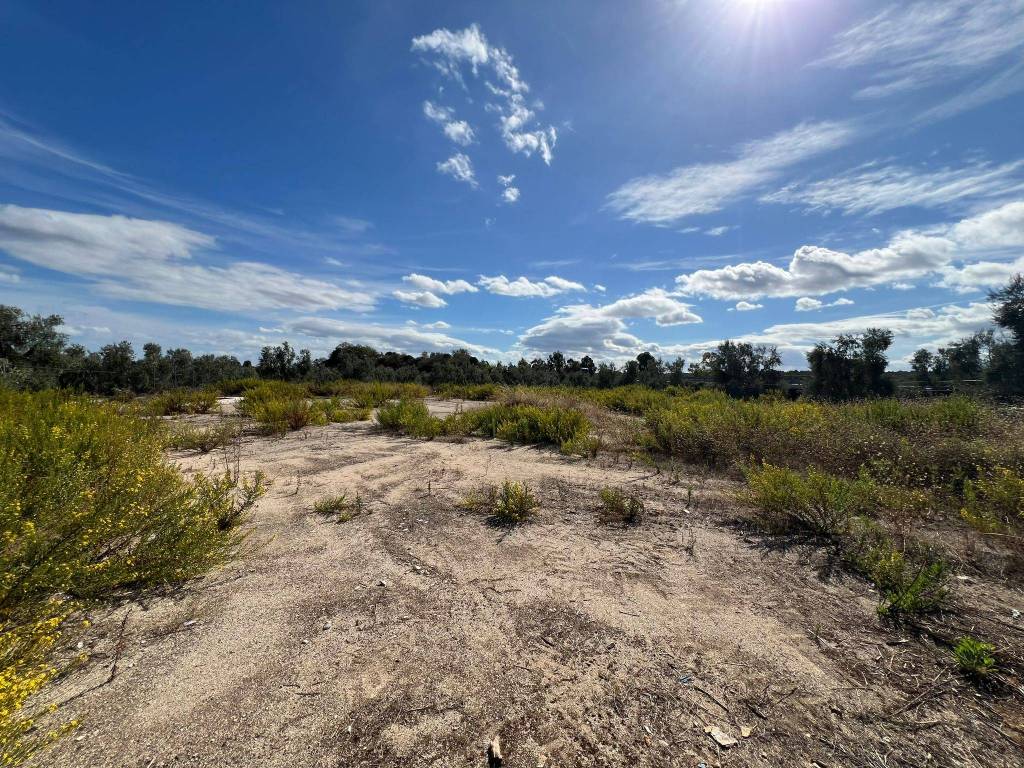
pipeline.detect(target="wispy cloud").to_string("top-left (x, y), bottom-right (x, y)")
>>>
top-left (675, 199), bottom-right (1024, 301)
top-left (816, 0), bottom-right (1024, 99)
top-left (763, 159), bottom-right (1024, 215)
top-left (412, 23), bottom-right (558, 164)
top-left (0, 204), bottom-right (376, 313)
top-left (478, 274), bottom-right (585, 298)
top-left (286, 316), bottom-right (496, 357)
top-left (607, 121), bottom-right (856, 224)
top-left (436, 153), bottom-right (477, 186)
top-left (794, 296), bottom-right (855, 312)
top-left (423, 101), bottom-right (476, 146)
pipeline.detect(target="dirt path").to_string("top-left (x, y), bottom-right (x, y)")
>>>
top-left (45, 411), bottom-right (1021, 767)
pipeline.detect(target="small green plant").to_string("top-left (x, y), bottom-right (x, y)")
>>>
top-left (313, 492), bottom-right (360, 522)
top-left (598, 487), bottom-right (645, 526)
top-left (844, 518), bottom-right (948, 618)
top-left (464, 480), bottom-right (539, 525)
top-left (961, 466), bottom-right (1024, 532)
top-left (376, 399), bottom-right (443, 438)
top-left (952, 636), bottom-right (997, 680)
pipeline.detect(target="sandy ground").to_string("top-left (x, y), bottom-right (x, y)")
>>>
top-left (43, 403), bottom-right (1024, 767)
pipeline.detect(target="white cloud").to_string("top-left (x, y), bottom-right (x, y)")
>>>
top-left (593, 284), bottom-right (607, 293)
top-left (0, 266), bottom-right (20, 284)
top-left (402, 273), bottom-right (478, 295)
top-left (815, 1), bottom-right (1024, 99)
top-left (333, 216), bottom-right (373, 234)
top-left (518, 288), bottom-right (701, 356)
top-left (502, 186), bottom-right (521, 204)
top-left (436, 153), bottom-right (477, 186)
top-left (392, 289), bottom-right (447, 308)
top-left (497, 174), bottom-right (516, 186)
top-left (763, 159), bottom-right (1024, 216)
top-left (705, 226), bottom-right (733, 237)
top-left (731, 301), bottom-right (763, 312)
top-left (0, 205), bottom-right (375, 312)
top-left (423, 101), bottom-right (476, 147)
top-left (607, 121), bottom-right (856, 224)
top-left (412, 24), bottom-right (557, 165)
top-left (287, 316), bottom-right (496, 357)
top-left (795, 296), bottom-right (855, 312)
top-left (675, 200), bottom-right (1024, 301)
top-left (478, 274), bottom-right (586, 298)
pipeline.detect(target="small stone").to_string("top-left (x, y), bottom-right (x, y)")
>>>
top-left (707, 727), bottom-right (737, 748)
top-left (740, 725), bottom-right (753, 738)
top-left (377, 580), bottom-right (387, 587)
top-left (322, 621), bottom-right (332, 631)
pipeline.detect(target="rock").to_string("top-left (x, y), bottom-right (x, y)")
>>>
top-left (705, 726), bottom-right (737, 748)
top-left (322, 621), bottom-right (332, 631)
top-left (487, 736), bottom-right (503, 767)
top-left (377, 580), bottom-right (387, 587)
top-left (740, 725), bottom-right (753, 738)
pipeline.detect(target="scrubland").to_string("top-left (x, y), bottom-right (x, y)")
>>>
top-left (3, 382), bottom-right (1023, 766)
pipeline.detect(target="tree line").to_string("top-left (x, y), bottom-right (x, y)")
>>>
top-left (2, 275), bottom-right (1021, 400)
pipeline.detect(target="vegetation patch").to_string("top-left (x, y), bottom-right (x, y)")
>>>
top-left (164, 421), bottom-right (241, 453)
top-left (433, 382), bottom-right (500, 401)
top-left (463, 480), bottom-right (539, 525)
top-left (313, 493), bottom-right (361, 523)
top-left (0, 389), bottom-right (265, 763)
top-left (952, 636), bottom-right (997, 681)
top-left (597, 487), bottom-right (645, 526)
top-left (144, 387), bottom-right (218, 416)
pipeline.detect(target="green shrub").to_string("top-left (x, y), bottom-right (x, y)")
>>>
top-left (433, 383), bottom-right (500, 401)
top-left (464, 480), bottom-right (539, 525)
top-left (376, 399), bottom-right (442, 438)
top-left (312, 493), bottom-right (360, 522)
top-left (239, 382), bottom-right (323, 434)
top-left (961, 467), bottom-right (1024, 531)
top-left (952, 636), bottom-right (997, 679)
top-left (742, 464), bottom-right (877, 536)
top-left (845, 518), bottom-right (948, 618)
top-left (144, 387), bottom-right (218, 416)
top-left (0, 389), bottom-right (264, 763)
top-left (319, 398), bottom-right (371, 424)
top-left (164, 421), bottom-right (241, 453)
top-left (468, 403), bottom-right (591, 453)
top-left (310, 380), bottom-right (429, 407)
top-left (598, 487), bottom-right (645, 526)
top-left (216, 377), bottom-right (262, 396)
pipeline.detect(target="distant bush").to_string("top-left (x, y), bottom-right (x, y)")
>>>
top-left (0, 389), bottom-right (264, 763)
top-left (953, 636), bottom-right (997, 680)
top-left (464, 480), bottom-right (539, 525)
top-left (308, 380), bottom-right (429, 407)
top-left (433, 382), bottom-right (500, 401)
top-left (216, 377), bottom-right (263, 396)
top-left (144, 387), bottom-right (218, 416)
top-left (164, 421), bottom-right (241, 453)
top-left (376, 399), bottom-right (443, 438)
top-left (598, 487), bottom-right (645, 526)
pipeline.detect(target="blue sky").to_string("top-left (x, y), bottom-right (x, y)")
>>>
top-left (1, 0), bottom-right (1023, 368)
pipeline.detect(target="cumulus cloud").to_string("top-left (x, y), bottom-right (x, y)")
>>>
top-left (402, 273), bottom-right (478, 295)
top-left (763, 159), bottom-right (1024, 216)
top-left (0, 205), bottom-right (375, 312)
top-left (478, 274), bottom-right (585, 298)
top-left (815, 1), bottom-right (1024, 99)
top-left (731, 301), bottom-right (763, 312)
top-left (518, 289), bottom-right (702, 357)
top-left (412, 23), bottom-right (557, 165)
top-left (392, 289), bottom-right (447, 308)
top-left (286, 316), bottom-right (496, 357)
top-left (436, 153), bottom-right (477, 186)
top-left (607, 121), bottom-right (856, 224)
top-left (498, 173), bottom-right (520, 203)
top-left (675, 200), bottom-right (1024, 301)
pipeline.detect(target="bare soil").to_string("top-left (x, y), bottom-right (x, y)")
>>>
top-left (44, 402), bottom-right (1024, 767)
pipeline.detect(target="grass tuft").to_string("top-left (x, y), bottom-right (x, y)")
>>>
top-left (952, 636), bottom-right (997, 680)
top-left (598, 487), bottom-right (645, 526)
top-left (463, 480), bottom-right (539, 525)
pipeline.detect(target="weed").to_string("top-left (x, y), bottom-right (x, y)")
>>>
top-left (464, 480), bottom-right (539, 525)
top-left (952, 636), bottom-right (997, 680)
top-left (144, 388), bottom-right (217, 416)
top-left (376, 399), bottom-right (442, 438)
top-left (961, 466), bottom-right (1024, 532)
top-left (598, 487), bottom-right (645, 526)
top-left (313, 493), bottom-right (360, 522)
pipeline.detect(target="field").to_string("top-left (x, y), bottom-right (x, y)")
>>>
top-left (13, 388), bottom-right (1024, 767)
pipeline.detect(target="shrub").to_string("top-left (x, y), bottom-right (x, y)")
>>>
top-left (961, 467), bottom-right (1024, 532)
top-left (312, 493), bottom-right (360, 522)
top-left (433, 383), bottom-right (500, 401)
top-left (319, 399), bottom-right (371, 424)
top-left (952, 636), bottom-right (997, 680)
top-left (598, 487), bottom-right (645, 526)
top-left (239, 382), bottom-right (323, 434)
top-left (845, 518), bottom-right (948, 618)
top-left (467, 403), bottom-right (591, 454)
top-left (742, 465), bottom-right (877, 536)
top-left (216, 377), bottom-right (262, 396)
top-left (376, 399), bottom-right (442, 438)
top-left (464, 480), bottom-right (539, 525)
top-left (349, 381), bottom-right (429, 409)
top-left (144, 387), bottom-right (217, 416)
top-left (164, 421), bottom-right (241, 453)
top-left (0, 389), bottom-right (264, 763)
